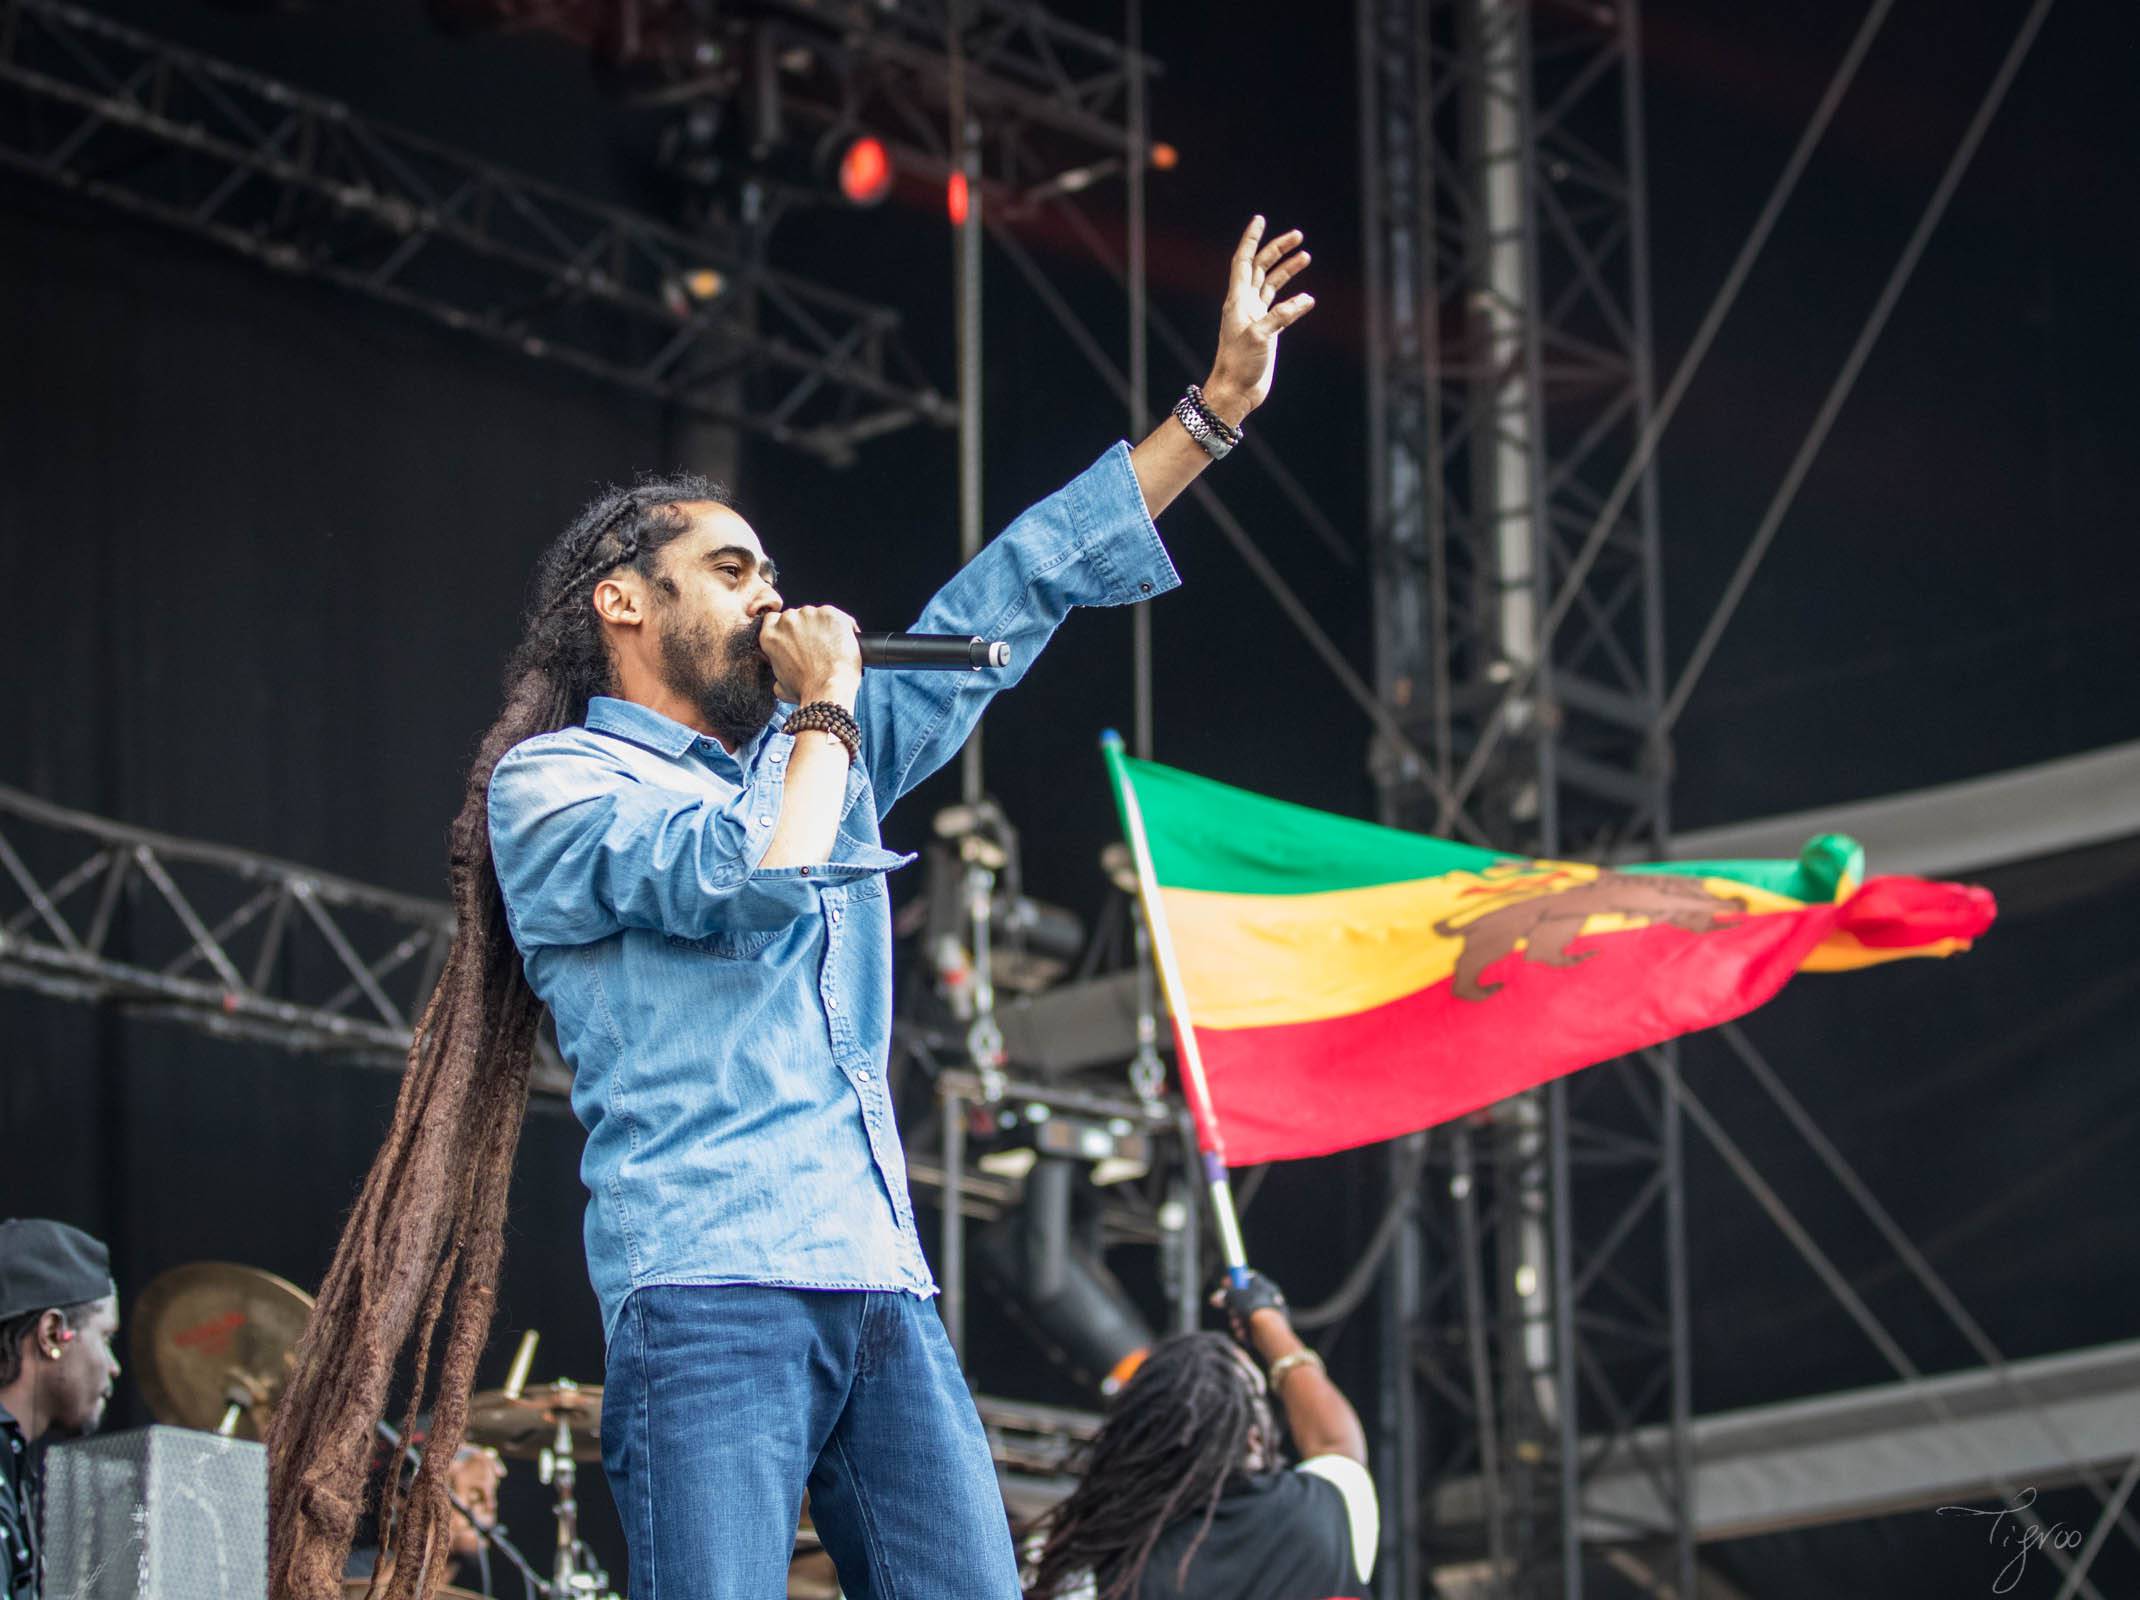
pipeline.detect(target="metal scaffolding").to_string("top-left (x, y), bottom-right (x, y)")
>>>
top-left (1357, 0), bottom-right (1688, 1595)
top-left (0, 781), bottom-right (569, 1094)
top-left (0, 0), bottom-right (952, 466)
top-left (747, 0), bottom-right (1161, 194)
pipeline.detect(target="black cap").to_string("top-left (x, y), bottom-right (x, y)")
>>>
top-left (0, 1219), bottom-right (114, 1321)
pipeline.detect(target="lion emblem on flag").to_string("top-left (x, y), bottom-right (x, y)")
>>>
top-left (1433, 868), bottom-right (1748, 1001)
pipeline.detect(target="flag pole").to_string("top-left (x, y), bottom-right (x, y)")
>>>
top-left (1102, 731), bottom-right (1251, 1288)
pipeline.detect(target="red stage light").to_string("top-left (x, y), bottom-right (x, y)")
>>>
top-left (837, 136), bottom-right (893, 206)
top-left (946, 170), bottom-right (970, 226)
top-left (1150, 142), bottom-right (1179, 171)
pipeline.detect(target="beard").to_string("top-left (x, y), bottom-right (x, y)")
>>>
top-left (659, 611), bottom-right (779, 748)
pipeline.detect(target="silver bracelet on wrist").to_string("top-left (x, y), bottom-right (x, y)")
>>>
top-left (1174, 385), bottom-right (1243, 461)
top-left (1265, 1346), bottom-right (1325, 1394)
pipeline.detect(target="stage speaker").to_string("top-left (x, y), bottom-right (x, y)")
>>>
top-left (40, 1425), bottom-right (266, 1600)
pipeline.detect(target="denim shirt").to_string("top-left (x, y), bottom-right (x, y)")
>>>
top-left (488, 443), bottom-right (1179, 1342)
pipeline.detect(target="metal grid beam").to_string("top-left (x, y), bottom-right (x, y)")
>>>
top-left (1359, 1), bottom-right (1688, 1595)
top-left (0, 0), bottom-right (952, 466)
top-left (756, 0), bottom-right (1159, 186)
top-left (0, 782), bottom-right (571, 1095)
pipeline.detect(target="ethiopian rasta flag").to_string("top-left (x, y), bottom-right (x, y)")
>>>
top-left (1103, 744), bottom-right (1998, 1167)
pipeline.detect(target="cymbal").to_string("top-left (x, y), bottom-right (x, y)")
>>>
top-left (132, 1262), bottom-right (315, 1441)
top-left (465, 1380), bottom-right (602, 1461)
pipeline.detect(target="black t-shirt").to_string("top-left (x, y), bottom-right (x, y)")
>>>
top-left (0, 1407), bottom-right (36, 1600)
top-left (1099, 1464), bottom-right (1370, 1600)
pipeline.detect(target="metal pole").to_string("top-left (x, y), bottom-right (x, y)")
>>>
top-left (1453, 1125), bottom-right (1511, 1589)
top-left (1549, 1079), bottom-right (1582, 1600)
top-left (1126, 0), bottom-right (1154, 761)
top-left (1377, 1136), bottom-right (1423, 1600)
top-left (1175, 1107), bottom-right (1202, 1336)
top-left (1660, 1045), bottom-right (1696, 1599)
top-left (941, 1077), bottom-right (967, 1364)
top-left (1614, 5), bottom-right (1690, 1584)
top-left (949, 9), bottom-right (985, 806)
top-left (1122, 0), bottom-right (1169, 1206)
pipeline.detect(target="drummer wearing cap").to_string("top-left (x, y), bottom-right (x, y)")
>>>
top-left (0, 1219), bottom-right (122, 1600)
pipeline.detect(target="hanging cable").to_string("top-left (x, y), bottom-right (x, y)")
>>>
top-left (1290, 1132), bottom-right (1431, 1331)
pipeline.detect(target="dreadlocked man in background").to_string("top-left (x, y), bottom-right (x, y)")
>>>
top-left (0, 1219), bottom-right (123, 1600)
top-left (1026, 1272), bottom-right (1376, 1600)
top-left (265, 215), bottom-right (1315, 1600)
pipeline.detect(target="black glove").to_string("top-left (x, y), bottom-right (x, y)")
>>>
top-left (1212, 1269), bottom-right (1288, 1348)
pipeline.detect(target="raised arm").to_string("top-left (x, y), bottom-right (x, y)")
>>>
top-left (1218, 1270), bottom-right (1367, 1464)
top-left (855, 215), bottom-right (1314, 815)
top-left (1129, 215), bottom-right (1315, 519)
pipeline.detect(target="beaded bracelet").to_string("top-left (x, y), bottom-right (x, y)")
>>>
top-left (784, 701), bottom-right (861, 763)
top-left (1186, 383), bottom-right (1244, 446)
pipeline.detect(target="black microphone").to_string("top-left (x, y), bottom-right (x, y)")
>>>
top-left (857, 632), bottom-right (1012, 670)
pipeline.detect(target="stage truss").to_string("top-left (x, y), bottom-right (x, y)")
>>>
top-left (0, 0), bottom-right (951, 466)
top-left (1358, 0), bottom-right (1690, 1595)
top-left (0, 782), bottom-right (570, 1095)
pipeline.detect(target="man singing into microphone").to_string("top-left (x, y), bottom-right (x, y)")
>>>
top-left (266, 218), bottom-right (1310, 1600)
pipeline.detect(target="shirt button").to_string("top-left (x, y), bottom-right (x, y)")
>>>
top-left (1140, 581), bottom-right (1153, 593)
top-left (826, 996), bottom-right (839, 1012)
top-left (758, 815), bottom-right (773, 826)
top-left (856, 1070), bottom-right (873, 1082)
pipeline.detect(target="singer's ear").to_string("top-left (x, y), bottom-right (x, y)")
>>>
top-left (591, 570), bottom-right (648, 630)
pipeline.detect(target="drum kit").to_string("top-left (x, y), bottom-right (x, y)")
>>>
top-left (131, 1263), bottom-right (836, 1599)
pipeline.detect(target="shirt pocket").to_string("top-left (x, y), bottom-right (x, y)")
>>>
top-left (663, 927), bottom-right (782, 961)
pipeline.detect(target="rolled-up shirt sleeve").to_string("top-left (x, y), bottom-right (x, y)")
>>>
top-left (858, 440), bottom-right (1181, 816)
top-left (489, 739), bottom-right (899, 948)
top-left (489, 741), bottom-right (758, 947)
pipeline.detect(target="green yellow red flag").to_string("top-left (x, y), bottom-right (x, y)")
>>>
top-left (1103, 742), bottom-right (1998, 1166)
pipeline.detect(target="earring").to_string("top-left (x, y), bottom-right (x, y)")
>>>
top-left (45, 1347), bottom-right (63, 1360)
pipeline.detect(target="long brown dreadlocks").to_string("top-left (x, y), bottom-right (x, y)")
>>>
top-left (1026, 1332), bottom-right (1268, 1600)
top-left (265, 474), bottom-right (726, 1600)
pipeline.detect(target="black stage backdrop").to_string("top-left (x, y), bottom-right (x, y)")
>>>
top-left (4, 0), bottom-right (2140, 1594)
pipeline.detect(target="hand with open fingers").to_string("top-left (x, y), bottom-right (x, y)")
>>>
top-left (1202, 215), bottom-right (1315, 426)
top-left (1210, 1268), bottom-right (1289, 1348)
top-left (760, 605), bottom-right (862, 707)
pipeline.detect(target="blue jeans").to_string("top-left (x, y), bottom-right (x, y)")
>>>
top-left (601, 1284), bottom-right (1021, 1600)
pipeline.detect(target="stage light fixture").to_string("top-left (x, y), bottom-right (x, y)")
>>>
top-left (974, 1104), bottom-right (1151, 1188)
top-left (661, 267), bottom-right (727, 318)
top-left (1150, 142), bottom-right (1179, 171)
top-left (946, 170), bottom-right (971, 226)
top-left (836, 136), bottom-right (894, 206)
